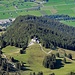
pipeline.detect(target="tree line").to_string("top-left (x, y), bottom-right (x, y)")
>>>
top-left (1, 15), bottom-right (75, 50)
top-left (44, 15), bottom-right (75, 21)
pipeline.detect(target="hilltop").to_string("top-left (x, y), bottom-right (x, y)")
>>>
top-left (2, 44), bottom-right (75, 75)
top-left (1, 15), bottom-right (75, 50)
top-left (0, 0), bottom-right (75, 75)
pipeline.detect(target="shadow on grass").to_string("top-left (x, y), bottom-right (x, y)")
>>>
top-left (21, 65), bottom-right (32, 71)
top-left (72, 59), bottom-right (75, 61)
top-left (55, 59), bottom-right (64, 69)
top-left (21, 67), bottom-right (32, 71)
top-left (24, 65), bottom-right (30, 67)
top-left (12, 59), bottom-right (19, 63)
top-left (65, 62), bottom-right (72, 64)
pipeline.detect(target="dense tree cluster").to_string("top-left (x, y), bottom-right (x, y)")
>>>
top-left (1, 15), bottom-right (75, 50)
top-left (44, 15), bottom-right (75, 21)
top-left (43, 54), bottom-right (56, 69)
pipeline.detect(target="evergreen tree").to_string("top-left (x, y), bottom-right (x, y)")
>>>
top-left (11, 57), bottom-right (15, 62)
top-left (1, 60), bottom-right (5, 70)
top-left (56, 53), bottom-right (60, 57)
top-left (64, 52), bottom-right (67, 57)
top-left (3, 15), bottom-right (75, 51)
top-left (49, 73), bottom-right (55, 75)
top-left (68, 53), bottom-right (72, 59)
top-left (46, 0), bottom-right (49, 2)
top-left (33, 72), bottom-right (36, 75)
top-left (30, 72), bottom-right (32, 75)
top-left (37, 71), bottom-right (43, 75)
top-left (63, 57), bottom-right (66, 63)
top-left (20, 49), bottom-right (26, 54)
top-left (43, 54), bottom-right (56, 69)
top-left (16, 62), bottom-right (21, 70)
top-left (24, 0), bottom-right (27, 2)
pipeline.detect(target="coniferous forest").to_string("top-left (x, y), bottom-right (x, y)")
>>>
top-left (1, 15), bottom-right (75, 50)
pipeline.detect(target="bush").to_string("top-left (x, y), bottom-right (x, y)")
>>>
top-left (68, 53), bottom-right (72, 59)
top-left (20, 50), bottom-right (26, 54)
top-left (49, 73), bottom-right (55, 75)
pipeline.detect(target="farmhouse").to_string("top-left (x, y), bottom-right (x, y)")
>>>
top-left (31, 37), bottom-right (39, 43)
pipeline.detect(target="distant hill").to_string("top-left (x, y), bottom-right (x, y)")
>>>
top-left (2, 15), bottom-right (75, 50)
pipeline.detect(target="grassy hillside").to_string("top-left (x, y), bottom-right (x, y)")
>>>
top-left (60, 21), bottom-right (75, 27)
top-left (2, 44), bottom-right (75, 75)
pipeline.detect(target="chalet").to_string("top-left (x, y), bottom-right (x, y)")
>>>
top-left (31, 37), bottom-right (39, 43)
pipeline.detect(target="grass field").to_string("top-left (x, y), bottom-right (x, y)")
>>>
top-left (0, 0), bottom-right (75, 27)
top-left (1, 0), bottom-right (75, 75)
top-left (2, 44), bottom-right (75, 75)
top-left (43, 0), bottom-right (75, 27)
top-left (0, 0), bottom-right (75, 19)
top-left (0, 0), bottom-right (42, 19)
top-left (60, 21), bottom-right (75, 27)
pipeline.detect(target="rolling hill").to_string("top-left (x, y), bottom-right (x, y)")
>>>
top-left (2, 15), bottom-right (75, 50)
top-left (2, 44), bottom-right (75, 75)
top-left (0, 0), bottom-right (75, 75)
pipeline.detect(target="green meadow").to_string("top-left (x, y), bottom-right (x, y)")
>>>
top-left (60, 21), bottom-right (75, 27)
top-left (0, 0), bottom-right (75, 27)
top-left (0, 0), bottom-right (42, 19)
top-left (2, 44), bottom-right (75, 75)
top-left (0, 0), bottom-right (75, 18)
top-left (1, 0), bottom-right (75, 75)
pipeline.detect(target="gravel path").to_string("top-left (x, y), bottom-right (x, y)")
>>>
top-left (39, 44), bottom-right (52, 54)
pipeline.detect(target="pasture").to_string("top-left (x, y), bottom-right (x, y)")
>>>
top-left (0, 0), bottom-right (75, 27)
top-left (0, 0), bottom-right (75, 19)
top-left (43, 0), bottom-right (75, 27)
top-left (2, 44), bottom-right (75, 75)
top-left (0, 0), bottom-right (41, 19)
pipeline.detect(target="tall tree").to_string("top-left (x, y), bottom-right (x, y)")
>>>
top-left (68, 53), bottom-right (72, 59)
top-left (63, 57), bottom-right (66, 63)
top-left (43, 54), bottom-right (56, 69)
